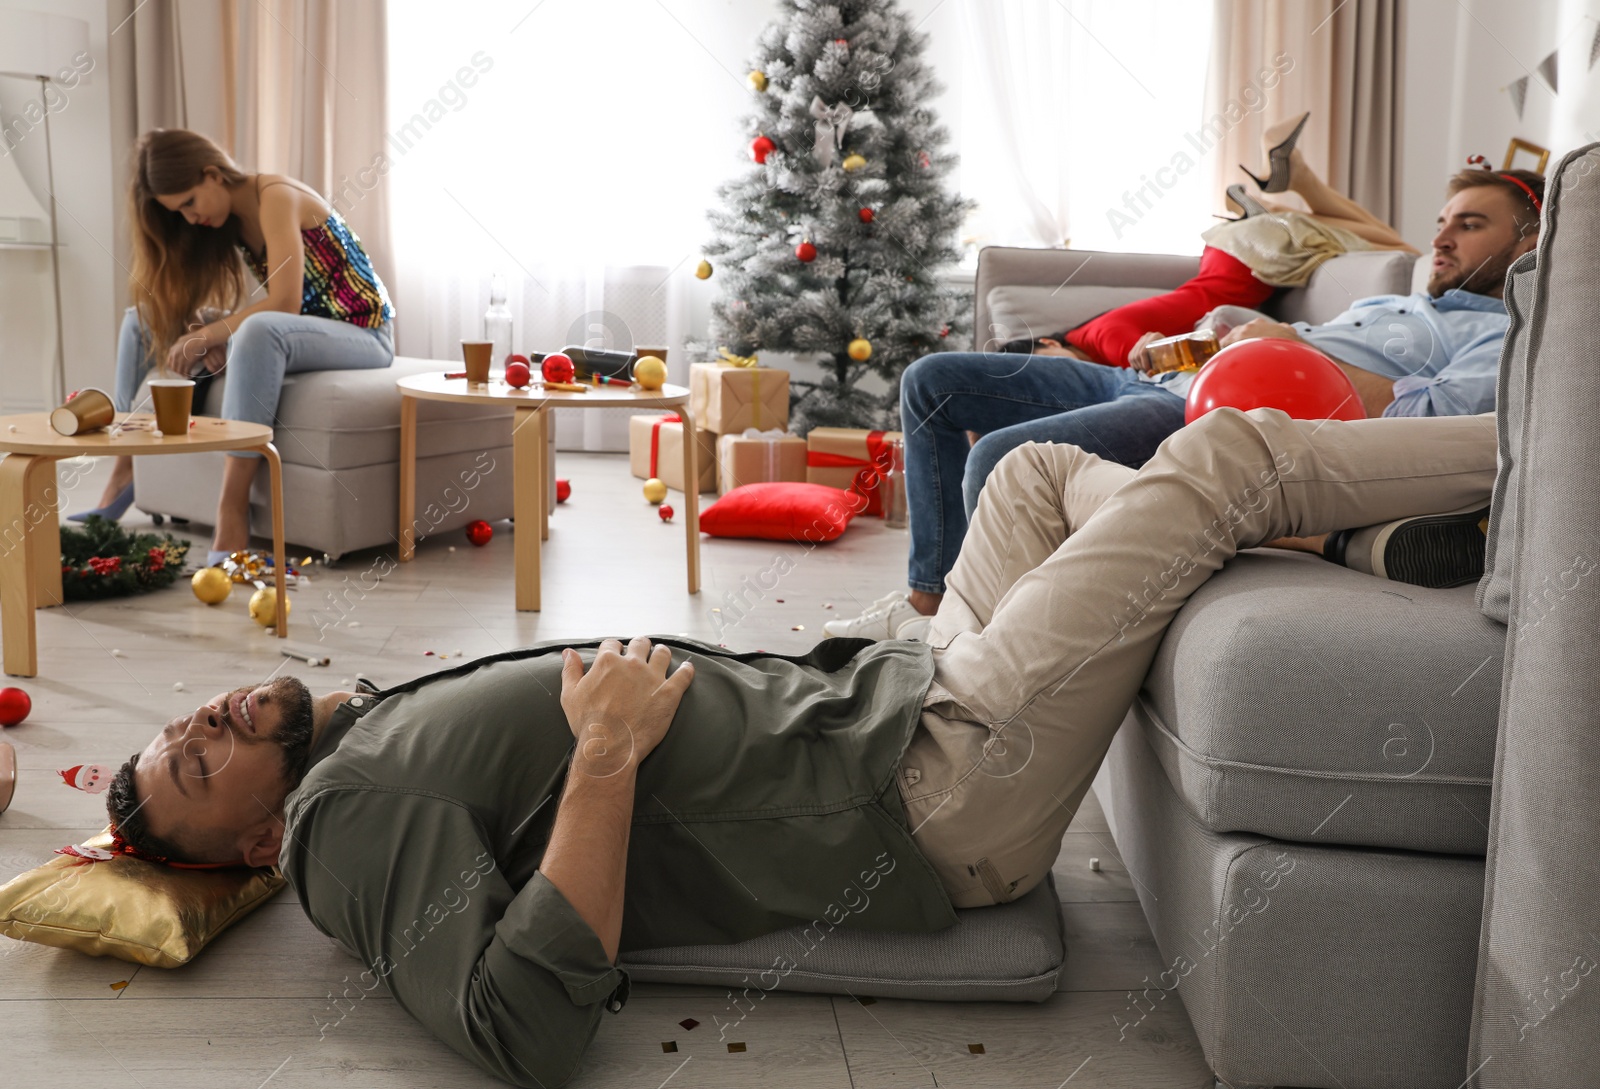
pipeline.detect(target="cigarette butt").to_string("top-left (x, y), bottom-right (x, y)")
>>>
top-left (1089, 857), bottom-right (1101, 871)
top-left (281, 647), bottom-right (331, 666)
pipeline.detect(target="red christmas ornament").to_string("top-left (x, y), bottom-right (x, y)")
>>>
top-left (556, 478), bottom-right (571, 504)
top-left (751, 134), bottom-right (776, 164)
top-left (0, 687), bottom-right (31, 727)
top-left (541, 353), bottom-right (575, 384)
top-left (659, 504), bottom-right (675, 523)
top-left (465, 520), bottom-right (494, 547)
top-left (858, 207), bottom-right (874, 223)
top-left (834, 37), bottom-right (848, 45)
top-left (504, 361), bottom-right (531, 388)
top-left (795, 240), bottom-right (818, 263)
top-left (917, 150), bottom-right (932, 169)
top-left (505, 352), bottom-right (530, 368)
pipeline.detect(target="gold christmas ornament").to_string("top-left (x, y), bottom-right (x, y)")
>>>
top-left (190, 567), bottom-right (232, 605)
top-left (842, 153), bottom-right (867, 172)
top-left (748, 70), bottom-right (768, 92)
top-left (643, 478), bottom-right (669, 504)
top-left (695, 259), bottom-right (714, 280)
top-left (248, 587), bottom-right (289, 628)
top-left (633, 355), bottom-right (668, 390)
top-left (847, 337), bottom-right (873, 361)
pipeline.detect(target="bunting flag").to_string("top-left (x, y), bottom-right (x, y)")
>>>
top-left (1537, 49), bottom-right (1559, 93)
top-left (1590, 21), bottom-right (1600, 71)
top-left (1509, 75), bottom-right (1530, 120)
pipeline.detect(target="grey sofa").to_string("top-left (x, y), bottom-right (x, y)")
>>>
top-left (131, 356), bottom-right (518, 560)
top-left (973, 148), bottom-right (1595, 1089)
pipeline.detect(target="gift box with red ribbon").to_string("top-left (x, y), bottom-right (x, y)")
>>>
top-left (628, 414), bottom-right (717, 494)
top-left (805, 427), bottom-right (902, 517)
top-left (716, 428), bottom-right (808, 495)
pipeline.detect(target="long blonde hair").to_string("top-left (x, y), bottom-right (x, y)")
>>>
top-left (127, 129), bottom-right (249, 356)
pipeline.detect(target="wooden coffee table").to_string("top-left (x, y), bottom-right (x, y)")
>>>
top-left (0, 413), bottom-right (287, 676)
top-left (396, 374), bottom-right (701, 610)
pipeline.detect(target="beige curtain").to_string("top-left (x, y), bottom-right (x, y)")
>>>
top-left (109, 0), bottom-right (394, 295)
top-left (1206, 0), bottom-right (1400, 226)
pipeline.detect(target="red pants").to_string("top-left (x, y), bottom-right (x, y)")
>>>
top-left (1065, 246), bottom-right (1275, 367)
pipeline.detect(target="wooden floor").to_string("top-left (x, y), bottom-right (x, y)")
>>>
top-left (0, 452), bottom-right (1216, 1089)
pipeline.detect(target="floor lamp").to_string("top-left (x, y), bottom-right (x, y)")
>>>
top-left (0, 10), bottom-right (91, 408)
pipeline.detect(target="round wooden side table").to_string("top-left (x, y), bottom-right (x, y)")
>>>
top-left (0, 413), bottom-right (287, 676)
top-left (396, 374), bottom-right (701, 611)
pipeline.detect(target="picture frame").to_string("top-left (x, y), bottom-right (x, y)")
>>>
top-left (1504, 138), bottom-right (1551, 175)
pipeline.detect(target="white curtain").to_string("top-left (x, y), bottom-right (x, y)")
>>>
top-left (957, 0), bottom-right (1215, 256)
top-left (385, 0), bottom-right (765, 450)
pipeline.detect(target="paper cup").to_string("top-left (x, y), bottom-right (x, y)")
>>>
top-left (633, 347), bottom-right (669, 366)
top-left (150, 378), bottom-right (195, 436)
top-left (49, 387), bottom-right (115, 436)
top-left (461, 340), bottom-right (494, 384)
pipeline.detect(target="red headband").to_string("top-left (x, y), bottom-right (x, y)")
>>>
top-left (1465, 155), bottom-right (1542, 213)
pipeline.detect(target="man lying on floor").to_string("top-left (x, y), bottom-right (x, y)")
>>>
top-left (104, 405), bottom-right (1497, 1087)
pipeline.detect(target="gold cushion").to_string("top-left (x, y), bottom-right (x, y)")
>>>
top-left (0, 828), bottom-right (284, 968)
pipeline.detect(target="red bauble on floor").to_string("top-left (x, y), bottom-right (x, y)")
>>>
top-left (0, 687), bottom-right (31, 727)
top-left (556, 478), bottom-right (571, 504)
top-left (465, 520), bottom-right (494, 547)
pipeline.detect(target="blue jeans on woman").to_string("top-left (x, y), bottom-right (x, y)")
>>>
top-left (115, 308), bottom-right (394, 456)
top-left (900, 351), bottom-right (1187, 594)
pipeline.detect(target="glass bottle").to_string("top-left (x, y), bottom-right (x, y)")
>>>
top-left (882, 437), bottom-right (908, 529)
top-left (1144, 328), bottom-right (1220, 374)
top-left (484, 274), bottom-right (513, 370)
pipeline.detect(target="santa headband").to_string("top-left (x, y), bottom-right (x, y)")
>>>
top-left (56, 763), bottom-right (240, 870)
top-left (1465, 155), bottom-right (1543, 213)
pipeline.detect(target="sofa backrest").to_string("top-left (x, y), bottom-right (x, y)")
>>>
top-left (1470, 141), bottom-right (1600, 1089)
top-left (971, 245), bottom-right (1422, 352)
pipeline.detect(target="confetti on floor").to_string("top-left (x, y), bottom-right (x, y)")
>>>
top-left (775, 599), bottom-right (785, 603)
top-left (791, 625), bottom-right (805, 631)
top-left (109, 981), bottom-right (129, 991)
top-left (727, 1042), bottom-right (747, 1053)
top-left (968, 1043), bottom-right (986, 1054)
top-left (679, 1018), bottom-right (699, 1031)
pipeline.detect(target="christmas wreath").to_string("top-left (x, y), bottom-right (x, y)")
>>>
top-left (59, 516), bottom-right (190, 601)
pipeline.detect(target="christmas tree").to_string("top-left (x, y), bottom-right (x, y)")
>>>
top-left (703, 0), bottom-right (973, 433)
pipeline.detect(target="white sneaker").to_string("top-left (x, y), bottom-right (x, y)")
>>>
top-left (823, 591), bottom-right (920, 641)
top-left (894, 614), bottom-right (932, 642)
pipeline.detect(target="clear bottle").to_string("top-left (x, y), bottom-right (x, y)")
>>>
top-left (484, 274), bottom-right (513, 370)
top-left (882, 437), bottom-right (908, 529)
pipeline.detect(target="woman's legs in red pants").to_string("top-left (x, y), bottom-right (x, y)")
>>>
top-left (1065, 246), bottom-right (1275, 367)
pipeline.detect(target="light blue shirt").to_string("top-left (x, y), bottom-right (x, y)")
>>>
top-left (1141, 289), bottom-right (1509, 418)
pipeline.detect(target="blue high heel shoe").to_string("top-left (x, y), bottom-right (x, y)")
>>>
top-left (68, 482), bottom-right (135, 524)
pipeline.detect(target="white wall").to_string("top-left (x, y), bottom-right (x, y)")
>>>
top-left (1397, 0), bottom-right (1576, 249)
top-left (0, 0), bottom-right (120, 412)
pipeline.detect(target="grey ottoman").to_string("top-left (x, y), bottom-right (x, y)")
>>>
top-left (132, 356), bottom-right (517, 560)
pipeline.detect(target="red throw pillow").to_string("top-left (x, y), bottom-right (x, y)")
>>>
top-left (700, 482), bottom-right (859, 542)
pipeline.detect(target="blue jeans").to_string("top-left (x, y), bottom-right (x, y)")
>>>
top-left (900, 351), bottom-right (1187, 593)
top-left (115, 308), bottom-right (394, 456)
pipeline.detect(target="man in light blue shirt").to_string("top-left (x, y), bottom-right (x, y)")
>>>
top-left (829, 168), bottom-right (1543, 641)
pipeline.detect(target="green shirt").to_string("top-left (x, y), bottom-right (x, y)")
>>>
top-left (280, 637), bottom-right (956, 1087)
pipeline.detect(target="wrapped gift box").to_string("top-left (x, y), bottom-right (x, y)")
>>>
top-left (689, 362), bottom-right (790, 434)
top-left (805, 427), bottom-right (902, 517)
top-left (628, 413), bottom-right (717, 494)
top-left (716, 429), bottom-right (809, 495)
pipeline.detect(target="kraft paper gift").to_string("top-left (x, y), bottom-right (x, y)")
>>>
top-left (805, 427), bottom-right (902, 517)
top-left (716, 428), bottom-right (808, 495)
top-left (689, 361), bottom-right (790, 434)
top-left (628, 414), bottom-right (717, 493)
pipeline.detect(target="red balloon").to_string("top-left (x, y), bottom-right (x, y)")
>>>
top-left (556, 478), bottom-right (571, 504)
top-left (795, 241), bottom-right (817, 263)
top-left (465, 520), bottom-right (493, 547)
top-left (1185, 338), bottom-right (1366, 425)
top-left (0, 687), bottom-right (30, 727)
top-left (751, 135), bottom-right (775, 164)
top-left (659, 504), bottom-right (674, 523)
top-left (504, 361), bottom-right (531, 388)
top-left (541, 353), bottom-right (575, 384)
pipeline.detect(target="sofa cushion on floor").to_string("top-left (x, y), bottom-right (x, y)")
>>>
top-left (621, 873), bottom-right (1065, 1002)
top-left (1139, 550), bottom-right (1506, 856)
top-left (188, 356), bottom-right (514, 471)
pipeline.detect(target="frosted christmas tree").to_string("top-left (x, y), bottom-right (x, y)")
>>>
top-left (702, 0), bottom-right (972, 432)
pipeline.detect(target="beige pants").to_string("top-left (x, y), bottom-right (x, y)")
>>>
top-left (901, 407), bottom-right (1497, 908)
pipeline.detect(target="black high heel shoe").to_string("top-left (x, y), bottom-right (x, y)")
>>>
top-left (1239, 112), bottom-right (1310, 194)
top-left (1213, 183), bottom-right (1271, 221)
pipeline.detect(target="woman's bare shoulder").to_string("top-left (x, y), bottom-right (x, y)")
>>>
top-left (256, 173), bottom-right (332, 229)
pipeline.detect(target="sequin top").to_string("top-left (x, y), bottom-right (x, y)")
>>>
top-left (240, 209), bottom-right (394, 328)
